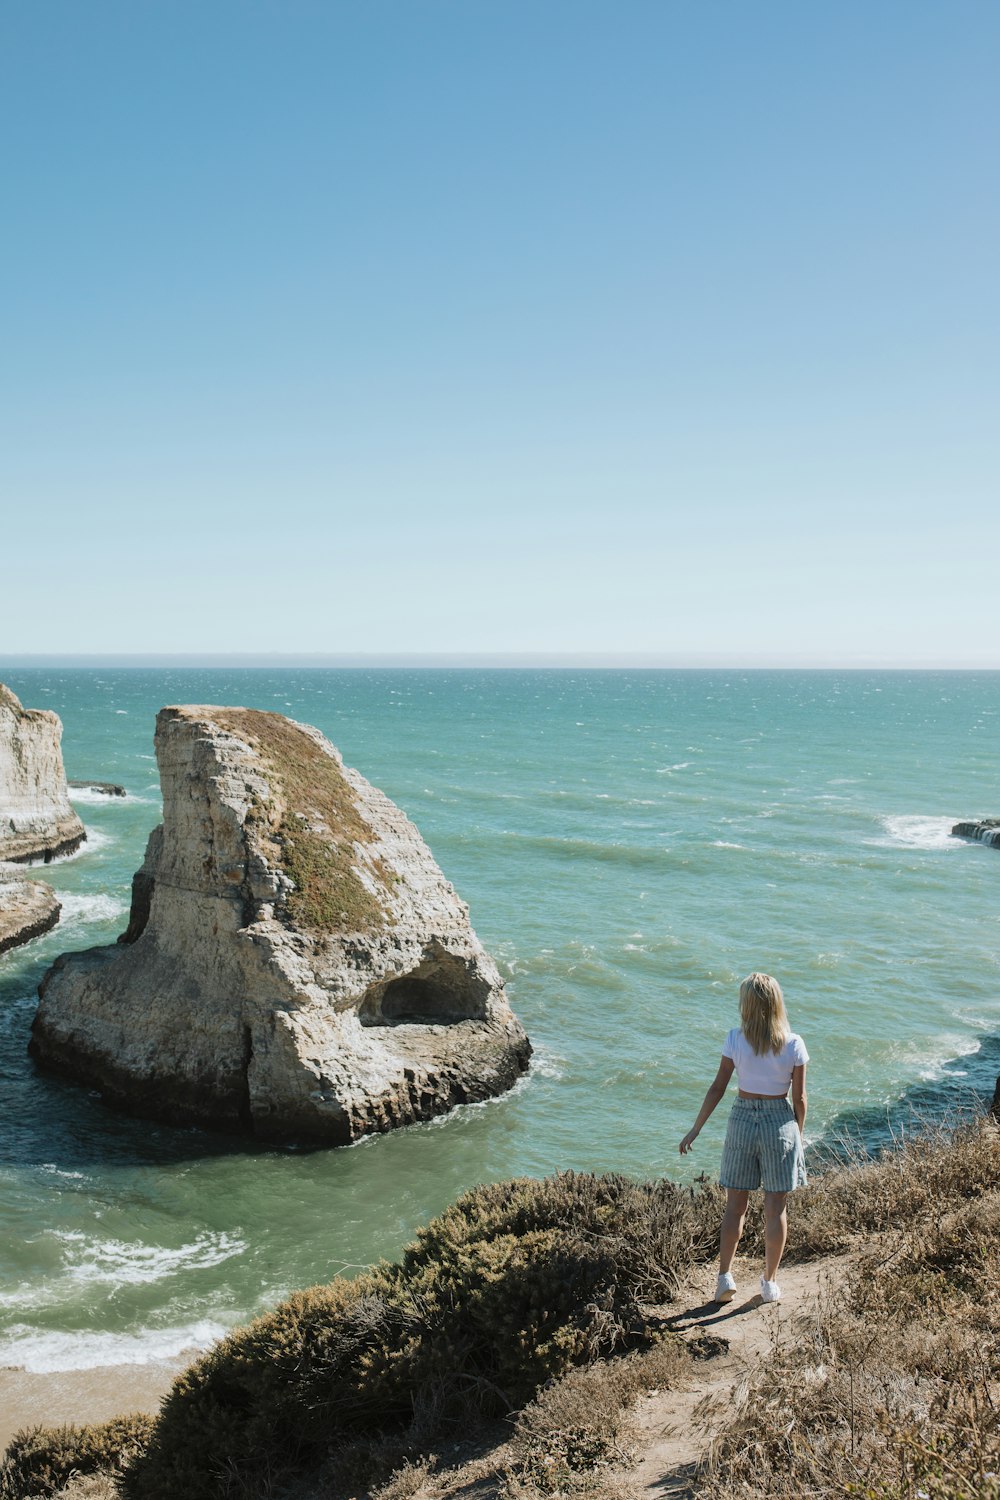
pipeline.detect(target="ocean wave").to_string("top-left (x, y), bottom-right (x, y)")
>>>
top-left (892, 1033), bottom-right (983, 1084)
top-left (56, 893), bottom-right (129, 928)
top-left (870, 815), bottom-right (959, 850)
top-left (68, 786), bottom-right (152, 806)
top-left (5, 826), bottom-right (113, 868)
top-left (50, 1230), bottom-right (247, 1287)
top-left (0, 1319), bottom-right (229, 1373)
top-left (656, 762), bottom-right (692, 773)
top-left (514, 943), bottom-right (629, 990)
top-left (528, 1047), bottom-right (566, 1081)
top-left (500, 832), bottom-right (669, 871)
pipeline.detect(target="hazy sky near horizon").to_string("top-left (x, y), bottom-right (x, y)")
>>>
top-left (2, 2), bottom-right (997, 662)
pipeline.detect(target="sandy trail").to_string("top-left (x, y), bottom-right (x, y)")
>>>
top-left (624, 1254), bottom-right (849, 1498)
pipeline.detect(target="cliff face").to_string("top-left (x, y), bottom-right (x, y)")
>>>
top-left (0, 684), bottom-right (86, 864)
top-left (32, 706), bottom-right (531, 1144)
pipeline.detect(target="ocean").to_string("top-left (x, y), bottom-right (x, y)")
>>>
top-left (1, 668), bottom-right (997, 1374)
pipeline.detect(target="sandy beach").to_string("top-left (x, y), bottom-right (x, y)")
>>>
top-left (0, 1356), bottom-right (190, 1447)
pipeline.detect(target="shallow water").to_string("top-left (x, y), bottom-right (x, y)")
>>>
top-left (1, 668), bottom-right (997, 1370)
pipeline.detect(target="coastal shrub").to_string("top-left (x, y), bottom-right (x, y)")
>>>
top-left (0, 1414), bottom-right (154, 1499)
top-left (122, 1171), bottom-right (717, 1500)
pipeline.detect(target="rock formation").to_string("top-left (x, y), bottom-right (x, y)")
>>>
top-left (0, 684), bottom-right (86, 863)
top-left (68, 780), bottom-right (127, 798)
top-left (951, 819), bottom-right (1000, 850)
top-left (0, 875), bottom-right (60, 956)
top-left (33, 706), bottom-right (531, 1144)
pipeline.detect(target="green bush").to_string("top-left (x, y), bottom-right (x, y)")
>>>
top-left (122, 1171), bottom-right (718, 1500)
top-left (0, 1414), bottom-right (154, 1499)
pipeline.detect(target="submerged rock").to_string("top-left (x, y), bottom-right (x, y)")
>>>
top-left (951, 819), bottom-right (1000, 850)
top-left (0, 683), bottom-right (86, 864)
top-left (33, 706), bottom-right (531, 1144)
top-left (0, 875), bottom-right (61, 955)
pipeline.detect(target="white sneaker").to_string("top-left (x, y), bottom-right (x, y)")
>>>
top-left (715, 1272), bottom-right (737, 1303)
top-left (760, 1276), bottom-right (781, 1303)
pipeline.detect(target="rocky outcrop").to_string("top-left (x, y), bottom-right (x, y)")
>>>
top-left (952, 819), bottom-right (1000, 850)
top-left (0, 876), bottom-right (60, 956)
top-left (68, 780), bottom-right (127, 798)
top-left (0, 684), bottom-right (86, 864)
top-left (32, 706), bottom-right (531, 1144)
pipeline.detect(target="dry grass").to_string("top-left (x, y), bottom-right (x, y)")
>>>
top-left (211, 708), bottom-right (391, 934)
top-left (53, 1482), bottom-right (119, 1500)
top-left (503, 1339), bottom-right (690, 1496)
top-left (695, 1117), bottom-right (1000, 1500)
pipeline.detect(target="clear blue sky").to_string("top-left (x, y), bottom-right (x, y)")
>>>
top-left (2, 1), bottom-right (997, 662)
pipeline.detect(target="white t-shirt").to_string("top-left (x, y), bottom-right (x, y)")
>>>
top-left (722, 1028), bottom-right (809, 1095)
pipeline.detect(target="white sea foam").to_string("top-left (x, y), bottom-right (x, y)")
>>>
top-left (656, 762), bottom-right (692, 773)
top-left (8, 830), bottom-right (107, 868)
top-left (68, 786), bottom-right (151, 806)
top-left (528, 1047), bottom-right (566, 1081)
top-left (872, 815), bottom-right (960, 850)
top-left (68, 786), bottom-right (121, 805)
top-left (56, 893), bottom-right (128, 928)
top-left (891, 1033), bottom-right (983, 1084)
top-left (0, 1320), bottom-right (230, 1373)
top-left (711, 840), bottom-right (745, 850)
top-left (51, 1230), bottom-right (247, 1286)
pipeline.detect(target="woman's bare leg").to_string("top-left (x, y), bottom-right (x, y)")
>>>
top-left (720, 1188), bottom-right (750, 1274)
top-left (763, 1191), bottom-right (789, 1280)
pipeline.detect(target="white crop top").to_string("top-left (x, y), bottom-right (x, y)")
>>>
top-left (722, 1028), bottom-right (809, 1094)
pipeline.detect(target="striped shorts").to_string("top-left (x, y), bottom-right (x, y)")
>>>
top-left (719, 1097), bottom-right (807, 1193)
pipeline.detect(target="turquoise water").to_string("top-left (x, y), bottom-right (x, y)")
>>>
top-left (1, 668), bottom-right (998, 1372)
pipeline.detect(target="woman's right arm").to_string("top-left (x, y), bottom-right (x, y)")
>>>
top-left (791, 1062), bottom-right (807, 1134)
top-left (679, 1057), bottom-right (735, 1154)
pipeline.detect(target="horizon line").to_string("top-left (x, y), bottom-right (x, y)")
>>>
top-left (2, 652), bottom-right (1000, 671)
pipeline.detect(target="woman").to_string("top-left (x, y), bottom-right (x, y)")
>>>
top-left (679, 972), bottom-right (808, 1305)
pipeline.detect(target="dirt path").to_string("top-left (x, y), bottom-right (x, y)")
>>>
top-left (623, 1254), bottom-right (850, 1498)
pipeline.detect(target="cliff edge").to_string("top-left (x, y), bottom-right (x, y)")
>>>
top-left (32, 706), bottom-right (531, 1143)
top-left (0, 684), bottom-right (86, 864)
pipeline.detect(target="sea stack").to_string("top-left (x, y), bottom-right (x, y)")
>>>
top-left (33, 706), bottom-right (531, 1144)
top-left (0, 683), bottom-right (86, 864)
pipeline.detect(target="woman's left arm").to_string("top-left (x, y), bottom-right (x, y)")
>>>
top-left (679, 1057), bottom-right (735, 1154)
top-left (791, 1062), bottom-right (807, 1134)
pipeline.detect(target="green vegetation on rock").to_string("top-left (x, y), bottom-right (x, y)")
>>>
top-left (212, 708), bottom-right (390, 934)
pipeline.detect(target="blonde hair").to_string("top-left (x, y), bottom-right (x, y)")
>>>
top-left (739, 972), bottom-right (790, 1056)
